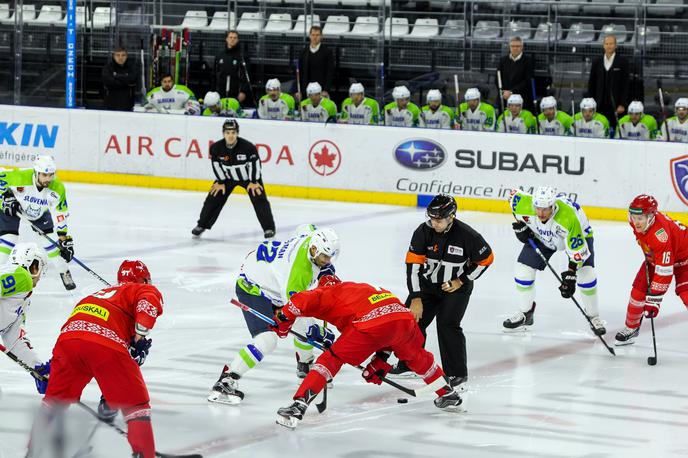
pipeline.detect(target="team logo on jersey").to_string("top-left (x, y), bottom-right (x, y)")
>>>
top-left (70, 303), bottom-right (109, 321)
top-left (393, 139), bottom-right (446, 170)
top-left (308, 140), bottom-right (341, 176)
top-left (655, 228), bottom-right (668, 243)
top-left (368, 292), bottom-right (395, 304)
top-left (670, 155), bottom-right (688, 206)
top-left (447, 245), bottom-right (463, 256)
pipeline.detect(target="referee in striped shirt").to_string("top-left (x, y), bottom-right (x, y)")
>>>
top-left (192, 119), bottom-right (276, 238)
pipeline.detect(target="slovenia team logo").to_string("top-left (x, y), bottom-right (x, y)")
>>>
top-left (393, 139), bottom-right (446, 170)
top-left (670, 155), bottom-right (688, 206)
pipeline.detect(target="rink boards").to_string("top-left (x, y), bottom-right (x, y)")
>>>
top-left (1, 104), bottom-right (687, 221)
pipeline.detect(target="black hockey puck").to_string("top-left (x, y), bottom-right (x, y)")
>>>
top-left (397, 398), bottom-right (408, 404)
top-left (647, 356), bottom-right (657, 366)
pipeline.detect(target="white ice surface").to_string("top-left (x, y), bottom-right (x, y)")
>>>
top-left (1, 183), bottom-right (687, 458)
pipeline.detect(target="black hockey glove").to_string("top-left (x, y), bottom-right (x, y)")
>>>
top-left (559, 269), bottom-right (577, 299)
top-left (57, 236), bottom-right (74, 263)
top-left (512, 221), bottom-right (534, 244)
top-left (2, 192), bottom-right (19, 217)
top-left (129, 336), bottom-right (152, 366)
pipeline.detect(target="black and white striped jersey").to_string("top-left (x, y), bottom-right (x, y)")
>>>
top-left (210, 137), bottom-right (262, 184)
top-left (405, 219), bottom-right (494, 298)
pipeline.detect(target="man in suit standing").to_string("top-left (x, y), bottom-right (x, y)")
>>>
top-left (496, 37), bottom-right (535, 113)
top-left (296, 26), bottom-right (335, 102)
top-left (586, 35), bottom-right (630, 129)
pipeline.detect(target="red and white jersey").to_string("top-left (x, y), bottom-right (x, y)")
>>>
top-left (58, 283), bottom-right (164, 354)
top-left (631, 211), bottom-right (688, 296)
top-left (283, 281), bottom-right (413, 332)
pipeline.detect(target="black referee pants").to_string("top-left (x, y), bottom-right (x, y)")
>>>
top-left (406, 283), bottom-right (473, 378)
top-left (196, 180), bottom-right (275, 232)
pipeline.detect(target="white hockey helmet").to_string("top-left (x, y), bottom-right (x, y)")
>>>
top-left (265, 78), bottom-right (281, 91)
top-left (464, 87), bottom-right (481, 101)
top-left (426, 89), bottom-right (442, 103)
top-left (580, 97), bottom-right (597, 111)
top-left (9, 242), bottom-right (48, 279)
top-left (203, 91), bottom-right (221, 107)
top-left (392, 85), bottom-right (411, 100)
top-left (309, 228), bottom-right (340, 261)
top-left (294, 223), bottom-right (318, 238)
top-left (507, 94), bottom-right (524, 106)
top-left (33, 155), bottom-right (56, 175)
top-left (306, 82), bottom-right (322, 96)
top-left (349, 83), bottom-right (365, 95)
top-left (184, 99), bottom-right (202, 116)
top-left (532, 186), bottom-right (557, 209)
top-left (540, 96), bottom-right (557, 110)
top-left (675, 98), bottom-right (688, 109)
top-left (628, 101), bottom-right (644, 114)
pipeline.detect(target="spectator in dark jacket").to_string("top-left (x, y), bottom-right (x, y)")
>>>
top-left (296, 26), bottom-right (335, 101)
top-left (214, 30), bottom-right (248, 104)
top-left (102, 47), bottom-right (138, 111)
top-left (496, 37), bottom-right (535, 113)
top-left (586, 35), bottom-right (630, 129)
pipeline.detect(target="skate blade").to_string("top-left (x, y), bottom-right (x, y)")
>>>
top-left (440, 404), bottom-right (468, 413)
top-left (207, 393), bottom-right (242, 405)
top-left (276, 416), bottom-right (299, 429)
top-left (614, 339), bottom-right (636, 347)
top-left (502, 326), bottom-right (531, 333)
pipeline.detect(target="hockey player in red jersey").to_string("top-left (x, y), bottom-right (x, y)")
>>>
top-left (271, 275), bottom-right (463, 429)
top-left (616, 195), bottom-right (688, 345)
top-left (30, 260), bottom-right (163, 458)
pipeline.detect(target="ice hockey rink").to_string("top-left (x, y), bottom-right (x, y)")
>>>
top-left (1, 183), bottom-right (687, 458)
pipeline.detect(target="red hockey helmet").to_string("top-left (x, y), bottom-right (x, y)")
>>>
top-left (629, 194), bottom-right (658, 216)
top-left (318, 274), bottom-right (341, 288)
top-left (117, 260), bottom-right (151, 284)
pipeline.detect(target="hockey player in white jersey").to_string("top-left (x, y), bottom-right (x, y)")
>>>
top-left (658, 97), bottom-right (688, 142)
top-left (419, 89), bottom-right (455, 129)
top-left (300, 82), bottom-right (337, 123)
top-left (537, 96), bottom-right (573, 136)
top-left (144, 73), bottom-right (196, 113)
top-left (573, 98), bottom-right (610, 138)
top-left (384, 86), bottom-right (420, 127)
top-left (615, 101), bottom-right (658, 140)
top-left (0, 243), bottom-right (50, 394)
top-left (496, 94), bottom-right (537, 134)
top-left (457, 88), bottom-right (495, 131)
top-left (208, 227), bottom-right (340, 405)
top-left (257, 79), bottom-right (296, 120)
top-left (339, 83), bottom-right (380, 125)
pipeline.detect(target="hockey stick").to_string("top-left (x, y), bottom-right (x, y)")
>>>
top-left (453, 74), bottom-right (460, 129)
top-left (18, 212), bottom-right (111, 287)
top-left (658, 79), bottom-right (670, 142)
top-left (570, 83), bottom-right (577, 137)
top-left (496, 70), bottom-right (508, 133)
top-left (229, 298), bottom-right (420, 397)
top-left (315, 321), bottom-right (328, 413)
top-left (241, 58), bottom-right (258, 108)
top-left (511, 215), bottom-right (615, 355)
top-left (610, 89), bottom-right (623, 139)
top-left (140, 39), bottom-right (147, 106)
top-left (0, 342), bottom-right (202, 458)
top-left (531, 78), bottom-right (540, 134)
top-left (645, 263), bottom-right (658, 366)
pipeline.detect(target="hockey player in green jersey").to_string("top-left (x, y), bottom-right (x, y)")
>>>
top-left (505, 187), bottom-right (605, 335)
top-left (457, 87), bottom-right (495, 131)
top-left (144, 73), bottom-right (196, 113)
top-left (339, 83), bottom-right (380, 125)
top-left (208, 226), bottom-right (340, 405)
top-left (202, 91), bottom-right (243, 117)
top-left (419, 89), bottom-right (455, 129)
top-left (658, 97), bottom-right (688, 142)
top-left (573, 98), bottom-right (610, 138)
top-left (496, 94), bottom-right (537, 134)
top-left (257, 79), bottom-right (296, 121)
top-left (0, 156), bottom-right (76, 290)
top-left (300, 82), bottom-right (337, 123)
top-left (0, 243), bottom-right (50, 393)
top-left (616, 101), bottom-right (658, 140)
top-left (537, 96), bottom-right (573, 136)
top-left (384, 85), bottom-right (420, 128)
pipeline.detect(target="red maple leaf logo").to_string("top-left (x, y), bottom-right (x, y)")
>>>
top-left (314, 145), bottom-right (337, 168)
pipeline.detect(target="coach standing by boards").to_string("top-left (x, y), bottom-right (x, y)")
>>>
top-left (390, 194), bottom-right (494, 391)
top-left (191, 119), bottom-right (276, 239)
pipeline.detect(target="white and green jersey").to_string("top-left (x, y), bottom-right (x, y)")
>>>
top-left (0, 168), bottom-right (69, 234)
top-left (238, 234), bottom-right (323, 306)
top-left (510, 190), bottom-right (593, 267)
top-left (615, 114), bottom-right (658, 140)
top-left (573, 112), bottom-right (609, 138)
top-left (419, 105), bottom-right (455, 129)
top-left (340, 97), bottom-right (380, 125)
top-left (0, 264), bottom-right (40, 367)
top-left (538, 111), bottom-right (573, 136)
top-left (203, 98), bottom-right (242, 117)
top-left (496, 110), bottom-right (537, 134)
top-left (258, 93), bottom-right (296, 120)
top-left (300, 98), bottom-right (338, 123)
top-left (145, 84), bottom-right (195, 112)
top-left (384, 102), bottom-right (420, 127)
top-left (458, 102), bottom-right (495, 131)
top-left (658, 116), bottom-right (688, 143)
